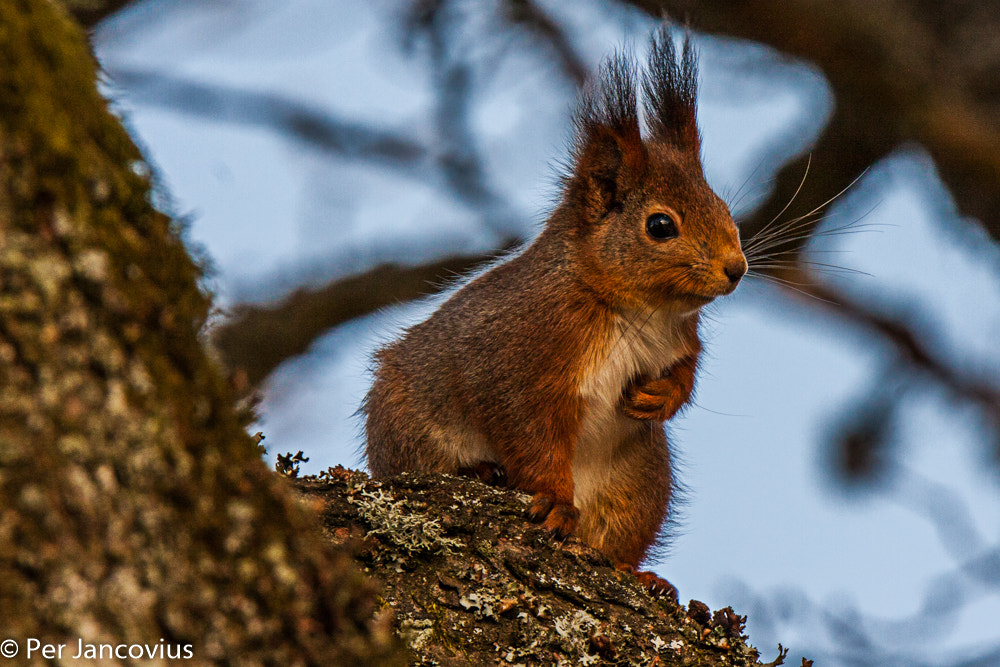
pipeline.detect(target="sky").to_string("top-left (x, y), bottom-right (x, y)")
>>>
top-left (94, 1), bottom-right (1000, 662)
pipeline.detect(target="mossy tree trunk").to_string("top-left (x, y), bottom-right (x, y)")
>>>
top-left (0, 2), bottom-right (401, 663)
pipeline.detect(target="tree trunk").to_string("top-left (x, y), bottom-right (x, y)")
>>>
top-left (0, 2), bottom-right (401, 663)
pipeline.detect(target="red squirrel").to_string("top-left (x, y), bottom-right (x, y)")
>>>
top-left (363, 29), bottom-right (746, 597)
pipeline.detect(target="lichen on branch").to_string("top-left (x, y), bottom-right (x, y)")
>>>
top-left (295, 467), bottom-right (796, 666)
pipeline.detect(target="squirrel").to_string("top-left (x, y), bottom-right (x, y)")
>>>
top-left (363, 28), bottom-right (746, 598)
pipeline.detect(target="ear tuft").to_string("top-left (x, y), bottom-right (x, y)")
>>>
top-left (643, 29), bottom-right (699, 153)
top-left (576, 51), bottom-right (642, 145)
top-left (568, 51), bottom-right (645, 221)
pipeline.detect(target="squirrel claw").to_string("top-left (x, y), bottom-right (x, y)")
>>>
top-left (528, 494), bottom-right (579, 539)
top-left (457, 461), bottom-right (508, 486)
top-left (621, 403), bottom-right (665, 421)
top-left (622, 376), bottom-right (673, 421)
top-left (527, 494), bottom-right (554, 522)
top-left (616, 563), bottom-right (679, 603)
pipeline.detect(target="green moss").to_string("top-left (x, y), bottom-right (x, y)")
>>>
top-left (0, 3), bottom-right (403, 663)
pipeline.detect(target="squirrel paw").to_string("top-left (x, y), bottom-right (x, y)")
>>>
top-left (528, 494), bottom-right (579, 539)
top-left (457, 461), bottom-right (508, 486)
top-left (622, 374), bottom-right (676, 421)
top-left (616, 563), bottom-right (679, 603)
top-left (622, 354), bottom-right (698, 421)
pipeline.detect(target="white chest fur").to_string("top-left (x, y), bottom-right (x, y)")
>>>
top-left (573, 307), bottom-right (691, 506)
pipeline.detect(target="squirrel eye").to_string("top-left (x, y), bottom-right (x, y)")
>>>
top-left (645, 212), bottom-right (679, 240)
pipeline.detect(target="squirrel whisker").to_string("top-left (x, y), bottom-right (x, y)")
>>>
top-left (742, 155), bottom-right (813, 249)
top-left (741, 164), bottom-right (873, 261)
top-left (744, 271), bottom-right (839, 303)
top-left (724, 157), bottom-right (770, 214)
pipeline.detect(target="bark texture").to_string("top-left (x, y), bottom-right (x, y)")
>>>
top-left (293, 468), bottom-right (798, 667)
top-left (0, 2), bottom-right (401, 664)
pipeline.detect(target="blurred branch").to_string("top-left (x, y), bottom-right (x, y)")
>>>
top-left (107, 68), bottom-right (429, 167)
top-left (501, 0), bottom-right (589, 86)
top-left (63, 0), bottom-right (136, 28)
top-left (889, 467), bottom-right (995, 576)
top-left (628, 0), bottom-right (1000, 253)
top-left (404, 0), bottom-right (524, 238)
top-left (215, 1), bottom-right (540, 386)
top-left (737, 570), bottom-right (994, 664)
top-left (798, 281), bottom-right (1000, 435)
top-left (125, 1), bottom-right (554, 385)
top-left (213, 246), bottom-right (516, 388)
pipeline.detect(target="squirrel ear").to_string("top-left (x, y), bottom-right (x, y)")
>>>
top-left (569, 53), bottom-right (646, 222)
top-left (643, 29), bottom-right (700, 154)
top-left (574, 126), bottom-right (644, 222)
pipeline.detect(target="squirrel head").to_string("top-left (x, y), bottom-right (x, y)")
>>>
top-left (559, 29), bottom-right (746, 312)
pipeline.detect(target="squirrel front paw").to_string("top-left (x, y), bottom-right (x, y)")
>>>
top-left (528, 493), bottom-right (579, 539)
top-left (621, 354), bottom-right (698, 421)
top-left (622, 373), bottom-right (676, 420)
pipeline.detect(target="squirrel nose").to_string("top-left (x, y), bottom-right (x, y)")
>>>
top-left (724, 259), bottom-right (747, 285)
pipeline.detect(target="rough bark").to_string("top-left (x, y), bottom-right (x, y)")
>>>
top-left (291, 467), bottom-right (802, 667)
top-left (0, 2), bottom-right (401, 664)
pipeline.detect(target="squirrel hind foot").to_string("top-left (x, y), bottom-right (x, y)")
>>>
top-left (616, 563), bottom-right (679, 603)
top-left (528, 494), bottom-right (579, 539)
top-left (456, 461), bottom-right (508, 486)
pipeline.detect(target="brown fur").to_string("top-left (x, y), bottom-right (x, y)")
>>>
top-left (363, 28), bottom-right (746, 581)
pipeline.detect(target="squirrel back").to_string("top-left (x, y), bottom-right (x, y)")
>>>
top-left (364, 28), bottom-right (746, 588)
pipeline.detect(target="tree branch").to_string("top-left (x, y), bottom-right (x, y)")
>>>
top-left (63, 0), bottom-right (136, 28)
top-left (502, 0), bottom-right (590, 86)
top-left (107, 68), bottom-right (428, 167)
top-left (213, 246), bottom-right (516, 388)
top-left (293, 467), bottom-right (776, 665)
top-left (781, 277), bottom-right (1000, 443)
